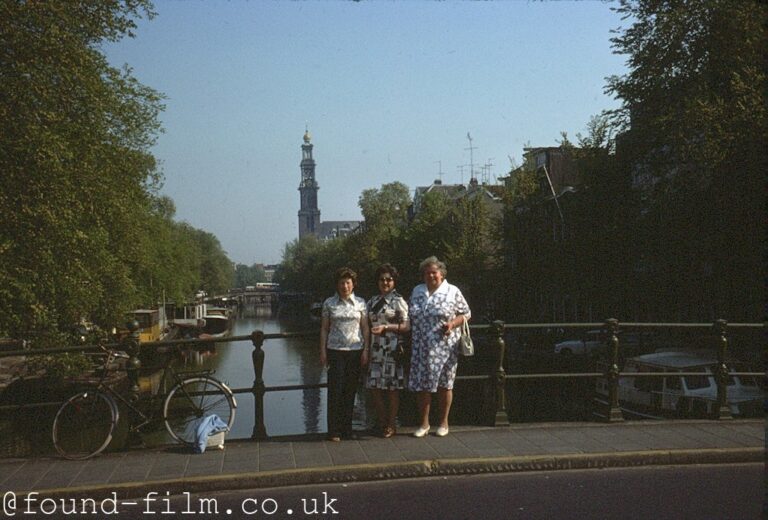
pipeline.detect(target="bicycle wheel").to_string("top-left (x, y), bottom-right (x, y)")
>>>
top-left (163, 377), bottom-right (236, 446)
top-left (52, 391), bottom-right (118, 460)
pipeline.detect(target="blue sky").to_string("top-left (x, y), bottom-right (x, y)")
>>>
top-left (104, 1), bottom-right (628, 265)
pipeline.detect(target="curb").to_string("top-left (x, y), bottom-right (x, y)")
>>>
top-left (17, 446), bottom-right (764, 500)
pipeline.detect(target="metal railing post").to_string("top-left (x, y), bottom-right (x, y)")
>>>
top-left (124, 320), bottom-right (142, 400)
top-left (604, 318), bottom-right (624, 422)
top-left (713, 320), bottom-right (732, 420)
top-left (250, 330), bottom-right (268, 439)
top-left (491, 320), bottom-right (509, 426)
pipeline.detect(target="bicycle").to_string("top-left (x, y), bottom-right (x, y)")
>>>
top-left (51, 343), bottom-right (237, 459)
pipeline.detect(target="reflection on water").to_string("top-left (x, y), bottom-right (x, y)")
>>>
top-left (175, 310), bottom-right (332, 438)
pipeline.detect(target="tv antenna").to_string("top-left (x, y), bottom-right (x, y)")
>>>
top-left (434, 160), bottom-right (444, 183)
top-left (542, 165), bottom-right (565, 226)
top-left (456, 164), bottom-right (468, 185)
top-left (465, 132), bottom-right (477, 183)
top-left (482, 158), bottom-right (494, 185)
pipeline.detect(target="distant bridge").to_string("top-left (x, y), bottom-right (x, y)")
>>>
top-left (222, 285), bottom-right (281, 310)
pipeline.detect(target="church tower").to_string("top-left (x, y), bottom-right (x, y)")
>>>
top-left (298, 129), bottom-right (320, 238)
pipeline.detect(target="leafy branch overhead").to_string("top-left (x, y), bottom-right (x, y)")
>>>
top-left (0, 1), bottom-right (234, 338)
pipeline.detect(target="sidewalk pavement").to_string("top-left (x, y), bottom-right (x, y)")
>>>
top-left (1, 419), bottom-right (763, 500)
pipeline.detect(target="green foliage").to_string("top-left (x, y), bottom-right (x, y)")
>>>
top-left (503, 163), bottom-right (540, 205)
top-left (359, 182), bottom-right (411, 239)
top-left (234, 263), bottom-right (268, 288)
top-left (605, 0), bottom-right (766, 320)
top-left (0, 1), bottom-right (236, 339)
top-left (274, 235), bottom-right (348, 299)
top-left (0, 1), bottom-right (161, 335)
top-left (24, 331), bottom-right (92, 380)
top-left (607, 0), bottom-right (766, 193)
top-left (278, 183), bottom-right (503, 315)
top-left (503, 0), bottom-right (765, 322)
top-left (352, 182), bottom-right (412, 286)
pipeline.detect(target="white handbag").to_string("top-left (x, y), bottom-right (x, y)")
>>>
top-left (459, 318), bottom-right (474, 356)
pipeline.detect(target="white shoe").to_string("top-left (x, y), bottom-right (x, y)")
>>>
top-left (435, 426), bottom-right (449, 437)
top-left (412, 426), bottom-right (430, 438)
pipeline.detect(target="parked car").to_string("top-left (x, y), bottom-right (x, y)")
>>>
top-left (595, 351), bottom-right (763, 419)
top-left (554, 330), bottom-right (604, 355)
top-left (554, 330), bottom-right (656, 357)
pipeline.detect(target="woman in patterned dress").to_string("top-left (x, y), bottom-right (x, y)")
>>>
top-left (319, 267), bottom-right (370, 441)
top-left (365, 264), bottom-right (410, 438)
top-left (407, 256), bottom-right (471, 438)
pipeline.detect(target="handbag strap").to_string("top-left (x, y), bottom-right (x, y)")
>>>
top-left (461, 317), bottom-right (470, 337)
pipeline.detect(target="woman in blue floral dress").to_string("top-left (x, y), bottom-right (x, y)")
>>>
top-left (365, 264), bottom-right (409, 438)
top-left (407, 256), bottom-right (471, 438)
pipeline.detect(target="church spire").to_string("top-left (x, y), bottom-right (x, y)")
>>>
top-left (298, 129), bottom-right (320, 238)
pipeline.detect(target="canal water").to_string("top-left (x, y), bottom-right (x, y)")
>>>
top-left (178, 310), bottom-right (357, 440)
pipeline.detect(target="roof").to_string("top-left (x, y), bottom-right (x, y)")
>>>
top-left (411, 181), bottom-right (503, 217)
top-left (317, 220), bottom-right (361, 239)
top-left (413, 183), bottom-right (467, 199)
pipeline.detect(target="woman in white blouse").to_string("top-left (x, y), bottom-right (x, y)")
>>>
top-left (319, 267), bottom-right (370, 441)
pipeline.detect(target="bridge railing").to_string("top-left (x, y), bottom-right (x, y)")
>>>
top-left (0, 320), bottom-right (762, 441)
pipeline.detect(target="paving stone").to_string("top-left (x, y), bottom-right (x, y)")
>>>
top-left (108, 465), bottom-right (151, 484)
top-left (695, 423), bottom-right (765, 446)
top-left (32, 459), bottom-right (89, 490)
top-left (69, 457), bottom-right (123, 486)
top-left (424, 437), bottom-right (476, 458)
top-left (0, 460), bottom-right (24, 487)
top-left (184, 457), bottom-right (225, 477)
top-left (5, 460), bottom-right (53, 491)
top-left (360, 446), bottom-right (407, 464)
top-left (258, 442), bottom-right (294, 455)
top-left (258, 453), bottom-right (297, 471)
top-left (292, 444), bottom-right (333, 468)
top-left (324, 443), bottom-right (368, 465)
top-left (0, 419), bottom-right (762, 496)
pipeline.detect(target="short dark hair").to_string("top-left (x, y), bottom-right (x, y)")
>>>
top-left (375, 263), bottom-right (399, 282)
top-left (334, 266), bottom-right (357, 286)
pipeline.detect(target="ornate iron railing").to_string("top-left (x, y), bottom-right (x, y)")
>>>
top-left (0, 320), bottom-right (762, 440)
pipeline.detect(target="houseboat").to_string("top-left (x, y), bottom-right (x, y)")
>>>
top-left (200, 306), bottom-right (232, 338)
top-left (595, 351), bottom-right (762, 419)
top-left (128, 308), bottom-right (169, 343)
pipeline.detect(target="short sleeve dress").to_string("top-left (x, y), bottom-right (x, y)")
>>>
top-left (365, 291), bottom-right (409, 390)
top-left (407, 281), bottom-right (471, 392)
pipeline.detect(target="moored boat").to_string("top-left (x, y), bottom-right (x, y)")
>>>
top-left (595, 351), bottom-right (763, 419)
top-left (200, 306), bottom-right (232, 338)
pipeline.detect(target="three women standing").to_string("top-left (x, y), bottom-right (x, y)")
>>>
top-left (320, 257), bottom-right (470, 440)
top-left (365, 264), bottom-right (409, 438)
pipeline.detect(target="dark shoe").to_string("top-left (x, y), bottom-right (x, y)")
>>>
top-left (382, 426), bottom-right (396, 439)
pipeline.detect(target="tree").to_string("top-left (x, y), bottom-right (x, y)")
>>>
top-left (234, 263), bottom-right (267, 288)
top-left (353, 182), bottom-right (412, 286)
top-left (191, 230), bottom-right (234, 295)
top-left (0, 1), bottom-right (163, 335)
top-left (444, 194), bottom-right (502, 318)
top-left (605, 0), bottom-right (766, 320)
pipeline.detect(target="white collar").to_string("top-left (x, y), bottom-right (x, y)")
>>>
top-left (418, 280), bottom-right (450, 297)
top-left (336, 292), bottom-right (357, 304)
